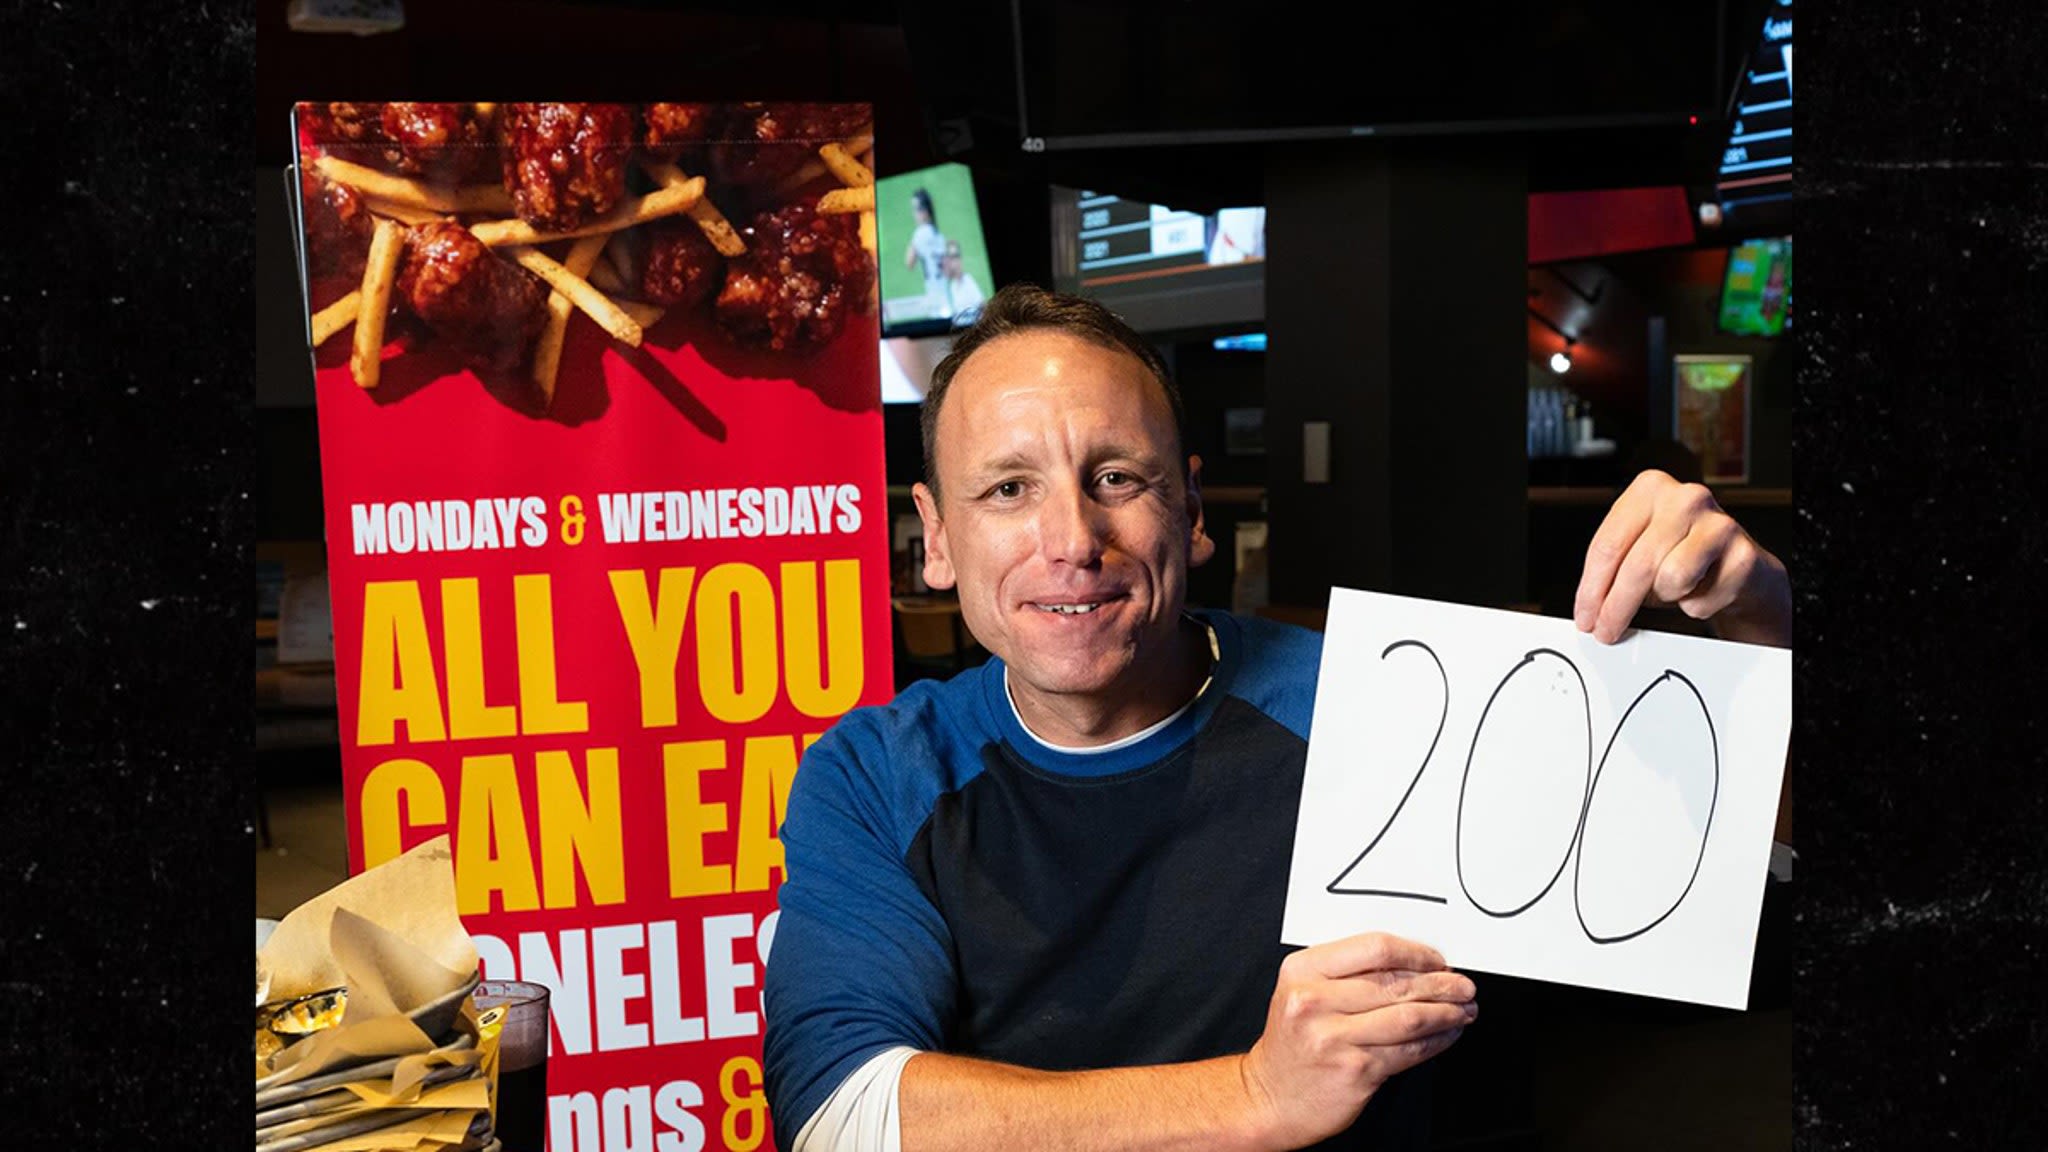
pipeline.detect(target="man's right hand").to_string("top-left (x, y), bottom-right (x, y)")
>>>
top-left (1238, 933), bottom-right (1477, 1150)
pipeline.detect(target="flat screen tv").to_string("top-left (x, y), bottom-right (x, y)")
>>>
top-left (1714, 0), bottom-right (1793, 220)
top-left (875, 161), bottom-right (995, 337)
top-left (1718, 237), bottom-right (1791, 337)
top-left (1051, 185), bottom-right (1265, 334)
top-left (880, 332), bottom-right (954, 405)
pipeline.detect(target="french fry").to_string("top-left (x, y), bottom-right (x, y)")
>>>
top-left (351, 219), bottom-right (405, 389)
top-left (817, 186), bottom-right (874, 215)
top-left (314, 154), bottom-right (512, 215)
top-left (645, 162), bottom-right (745, 257)
top-left (310, 290), bottom-right (360, 347)
top-left (468, 178), bottom-right (705, 247)
top-left (818, 142), bottom-right (873, 187)
top-left (361, 197), bottom-right (443, 227)
top-left (532, 235), bottom-right (611, 403)
top-left (506, 246), bottom-right (643, 348)
top-left (859, 210), bottom-right (877, 256)
top-left (686, 200), bottom-right (745, 257)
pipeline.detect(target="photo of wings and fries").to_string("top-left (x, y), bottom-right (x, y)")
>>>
top-left (295, 102), bottom-right (878, 410)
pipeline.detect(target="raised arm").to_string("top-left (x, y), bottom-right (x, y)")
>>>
top-left (1573, 469), bottom-right (1792, 648)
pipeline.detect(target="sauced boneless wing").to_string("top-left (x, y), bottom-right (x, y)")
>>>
top-left (716, 202), bottom-right (873, 353)
top-left (708, 102), bottom-right (870, 187)
top-left (396, 222), bottom-right (549, 371)
top-left (641, 102), bottom-right (717, 162)
top-left (300, 168), bottom-right (373, 280)
top-left (641, 220), bottom-right (725, 311)
top-left (302, 101), bottom-right (493, 184)
top-left (498, 103), bottom-right (635, 232)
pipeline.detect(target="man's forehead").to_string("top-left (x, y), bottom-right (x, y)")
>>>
top-left (946, 330), bottom-right (1163, 416)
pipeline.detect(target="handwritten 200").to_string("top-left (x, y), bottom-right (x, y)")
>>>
top-left (1327, 642), bottom-right (1720, 945)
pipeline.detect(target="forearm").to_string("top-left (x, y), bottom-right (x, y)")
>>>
top-left (899, 1050), bottom-right (1272, 1152)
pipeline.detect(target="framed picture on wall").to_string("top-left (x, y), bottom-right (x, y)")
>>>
top-left (1673, 354), bottom-right (1752, 484)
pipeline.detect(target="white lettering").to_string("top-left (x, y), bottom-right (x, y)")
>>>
top-left (388, 502), bottom-right (415, 553)
top-left (520, 496), bottom-right (547, 547)
top-left (738, 488), bottom-right (764, 537)
top-left (602, 1085), bottom-right (655, 1152)
top-left (835, 485), bottom-right (863, 533)
top-left (351, 504), bottom-right (386, 555)
top-left (789, 490), bottom-right (816, 536)
top-left (664, 492), bottom-right (690, 540)
top-left (600, 493), bottom-right (642, 544)
top-left (472, 500), bottom-right (501, 549)
top-left (718, 489), bottom-right (739, 537)
top-left (592, 923), bottom-right (650, 1052)
top-left (653, 1081), bottom-right (708, 1152)
top-left (703, 913), bottom-right (758, 1040)
top-left (646, 921), bottom-right (706, 1045)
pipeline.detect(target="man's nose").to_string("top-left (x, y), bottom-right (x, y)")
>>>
top-left (1037, 482), bottom-right (1106, 567)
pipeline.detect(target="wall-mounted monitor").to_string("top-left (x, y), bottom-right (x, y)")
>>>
top-left (875, 161), bottom-right (995, 337)
top-left (880, 332), bottom-right (955, 405)
top-left (1714, 0), bottom-right (1793, 221)
top-left (1718, 237), bottom-right (1791, 337)
top-left (1050, 186), bottom-right (1265, 334)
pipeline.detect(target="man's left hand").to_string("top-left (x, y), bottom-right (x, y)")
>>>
top-left (1573, 469), bottom-right (1791, 647)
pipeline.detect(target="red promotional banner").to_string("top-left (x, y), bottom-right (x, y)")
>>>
top-left (293, 102), bottom-right (891, 1152)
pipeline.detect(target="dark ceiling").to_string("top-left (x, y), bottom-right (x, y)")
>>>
top-left (259, 1), bottom-right (1768, 214)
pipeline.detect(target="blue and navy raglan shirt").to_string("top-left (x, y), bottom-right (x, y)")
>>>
top-left (762, 609), bottom-right (1430, 1151)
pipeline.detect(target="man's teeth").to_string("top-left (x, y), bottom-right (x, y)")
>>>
top-left (1039, 603), bottom-right (1100, 614)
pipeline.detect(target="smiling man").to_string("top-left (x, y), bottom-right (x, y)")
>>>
top-left (762, 285), bottom-right (1791, 1152)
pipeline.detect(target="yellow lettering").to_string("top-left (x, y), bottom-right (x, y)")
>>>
top-left (442, 578), bottom-right (517, 741)
top-left (662, 739), bottom-right (732, 898)
top-left (454, 754), bottom-right (540, 915)
top-left (734, 736), bottom-right (803, 893)
top-left (696, 563), bottom-right (779, 724)
top-left (358, 758), bottom-right (446, 868)
top-left (611, 567), bottom-right (695, 728)
top-left (515, 574), bottom-right (588, 736)
top-left (357, 581), bottom-right (446, 746)
top-left (781, 560), bottom-right (864, 718)
top-left (535, 747), bottom-right (625, 909)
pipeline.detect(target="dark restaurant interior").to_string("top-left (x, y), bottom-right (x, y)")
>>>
top-left (256, 3), bottom-right (1796, 1147)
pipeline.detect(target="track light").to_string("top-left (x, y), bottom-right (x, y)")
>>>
top-left (1550, 348), bottom-right (1573, 374)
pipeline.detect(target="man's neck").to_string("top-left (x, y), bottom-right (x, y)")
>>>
top-left (1006, 616), bottom-right (1214, 749)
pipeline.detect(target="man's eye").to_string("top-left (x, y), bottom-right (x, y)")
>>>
top-left (1098, 470), bottom-right (1136, 489)
top-left (993, 480), bottom-right (1025, 499)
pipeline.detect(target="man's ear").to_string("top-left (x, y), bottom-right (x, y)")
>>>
top-left (911, 482), bottom-right (958, 590)
top-left (1185, 454), bottom-right (1216, 568)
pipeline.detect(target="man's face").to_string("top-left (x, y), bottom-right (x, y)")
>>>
top-left (912, 330), bottom-right (1214, 710)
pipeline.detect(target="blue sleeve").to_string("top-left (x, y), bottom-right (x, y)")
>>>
top-left (1229, 613), bottom-right (1325, 739)
top-left (762, 712), bottom-right (956, 1148)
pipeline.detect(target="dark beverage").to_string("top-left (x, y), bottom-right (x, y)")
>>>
top-left (495, 1056), bottom-right (549, 1152)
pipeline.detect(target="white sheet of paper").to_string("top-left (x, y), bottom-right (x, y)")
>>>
top-left (1282, 589), bottom-right (1792, 1009)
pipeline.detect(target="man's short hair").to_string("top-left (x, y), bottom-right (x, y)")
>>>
top-left (920, 283), bottom-right (1184, 501)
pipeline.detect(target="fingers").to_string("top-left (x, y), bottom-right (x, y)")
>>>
top-left (1659, 519), bottom-right (1750, 618)
top-left (1573, 471), bottom-right (1663, 634)
top-left (1293, 932), bottom-right (1447, 980)
top-left (1277, 969), bottom-right (1477, 1019)
top-left (1577, 473), bottom-right (1733, 643)
top-left (1335, 998), bottom-right (1477, 1049)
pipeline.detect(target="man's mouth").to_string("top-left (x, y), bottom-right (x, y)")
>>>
top-left (1030, 595), bottom-right (1121, 616)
